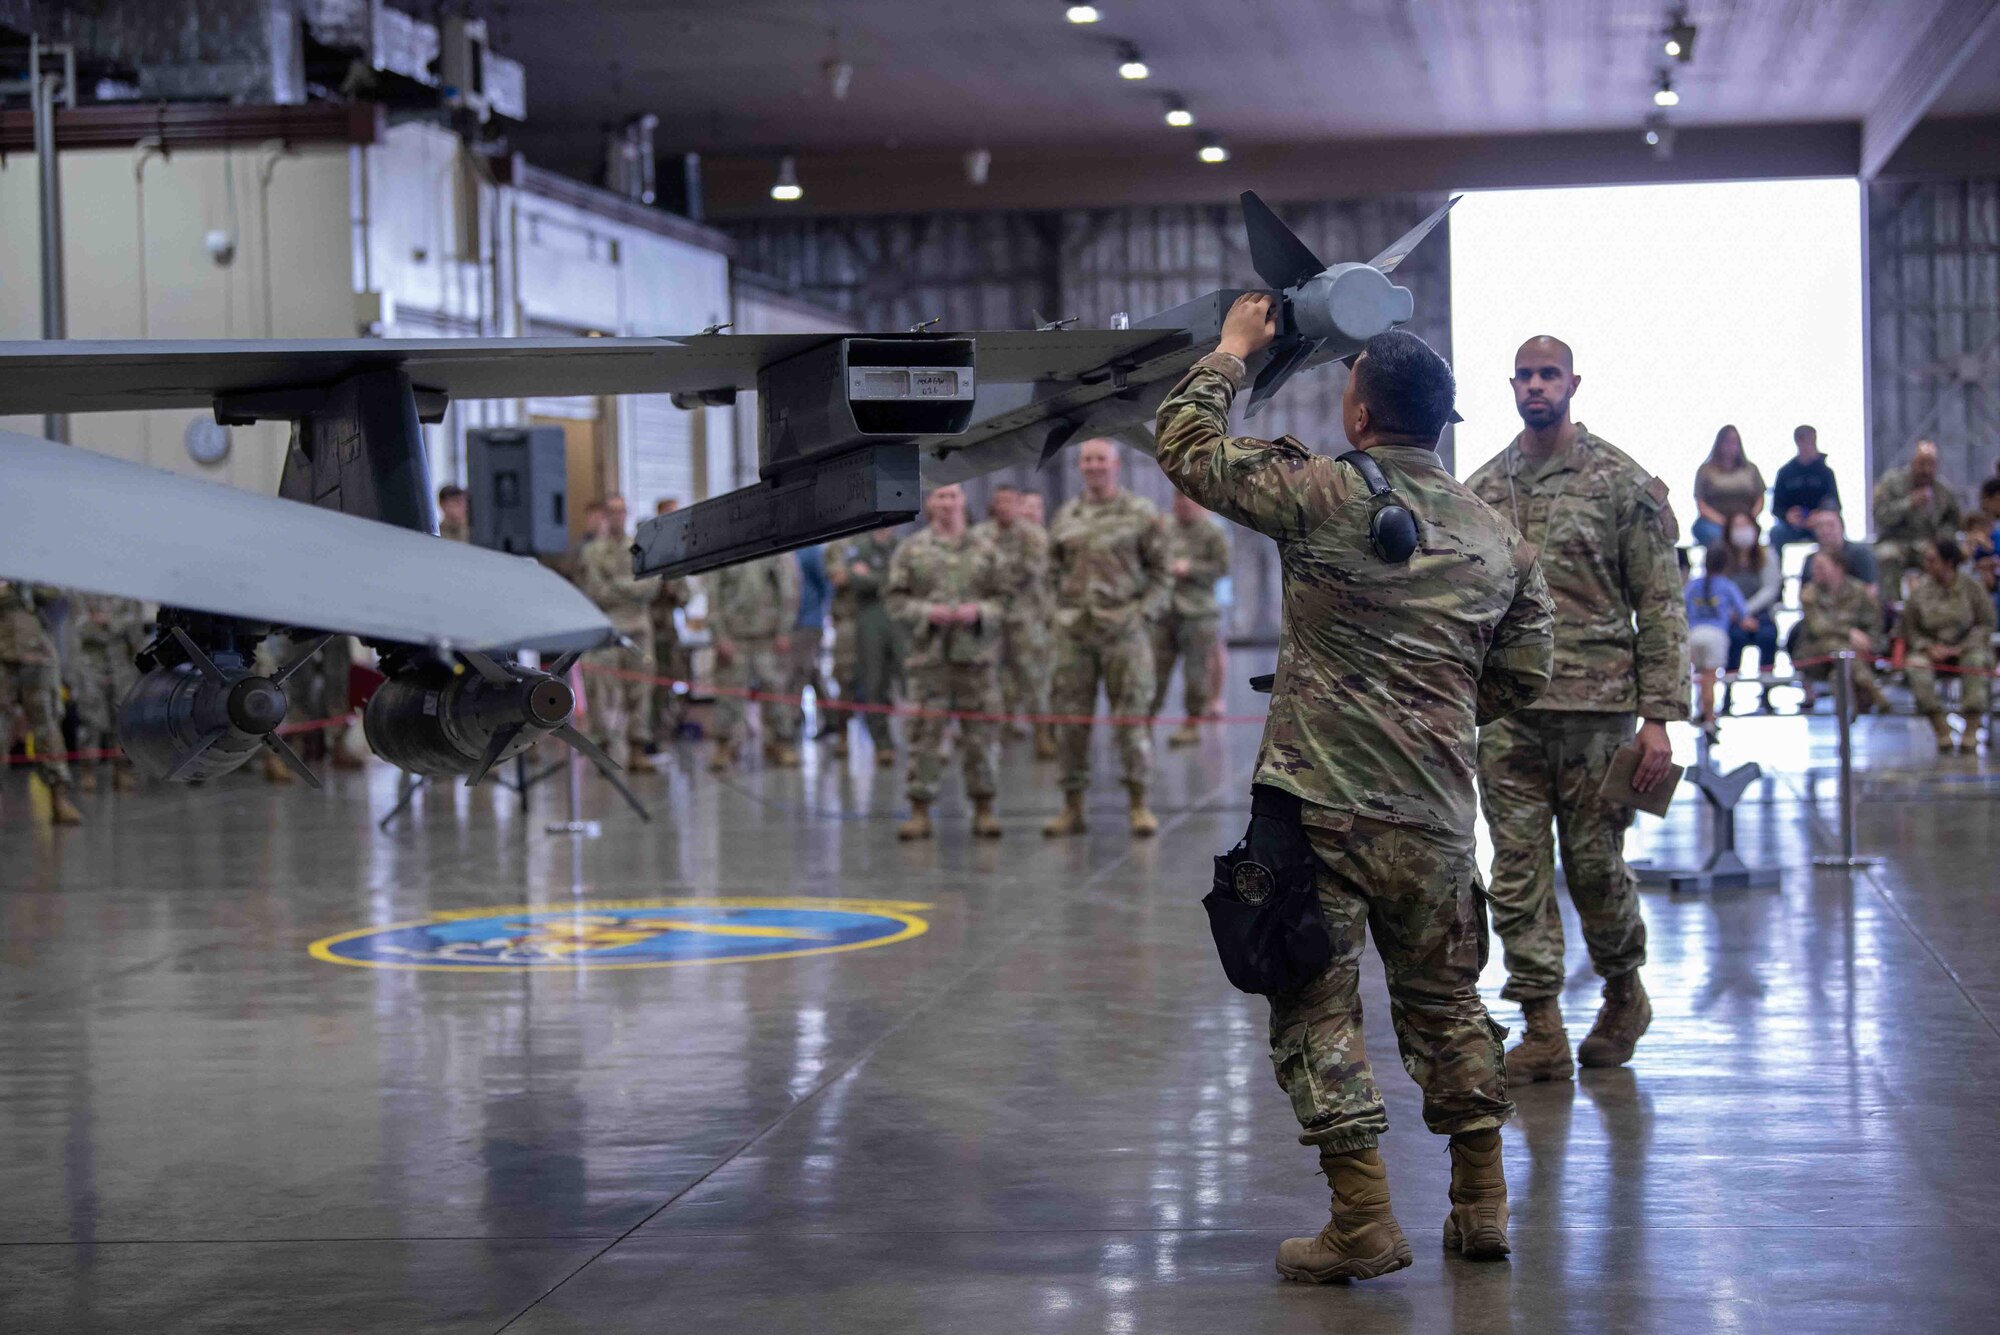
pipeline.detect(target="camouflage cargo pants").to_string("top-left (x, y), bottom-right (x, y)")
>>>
top-left (67, 651), bottom-right (137, 756)
top-left (998, 616), bottom-right (1051, 724)
top-left (1269, 811), bottom-right (1513, 1151)
top-left (584, 642), bottom-right (654, 752)
top-left (1149, 612), bottom-right (1219, 720)
top-left (713, 636), bottom-right (799, 745)
top-left (1, 660), bottom-right (72, 787)
top-left (1476, 710), bottom-right (1647, 1002)
top-left (830, 618), bottom-right (895, 749)
top-left (1051, 620), bottom-right (1154, 793)
top-left (1909, 647), bottom-right (1993, 717)
top-left (653, 631), bottom-right (690, 737)
top-left (903, 662), bottom-right (1000, 803)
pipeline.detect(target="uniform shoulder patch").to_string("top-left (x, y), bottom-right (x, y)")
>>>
top-left (1269, 435), bottom-right (1312, 460)
top-left (1638, 476), bottom-right (1679, 541)
top-left (1639, 476), bottom-right (1669, 510)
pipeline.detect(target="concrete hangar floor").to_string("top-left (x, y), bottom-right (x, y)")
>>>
top-left (4, 658), bottom-right (2000, 1333)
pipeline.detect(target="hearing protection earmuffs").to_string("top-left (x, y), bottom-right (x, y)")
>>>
top-left (1334, 450), bottom-right (1419, 564)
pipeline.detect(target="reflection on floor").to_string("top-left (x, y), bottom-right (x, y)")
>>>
top-left (4, 666), bottom-right (1998, 1333)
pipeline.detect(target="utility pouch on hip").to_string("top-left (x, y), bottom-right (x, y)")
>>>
top-left (1204, 785), bottom-right (1333, 996)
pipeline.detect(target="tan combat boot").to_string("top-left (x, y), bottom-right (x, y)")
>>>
top-left (1443, 1129), bottom-right (1511, 1260)
top-left (708, 739), bottom-right (738, 774)
top-left (1167, 722), bottom-right (1201, 748)
top-left (1577, 970), bottom-right (1652, 1069)
top-left (1033, 724), bottom-right (1058, 762)
top-left (48, 782), bottom-right (84, 826)
top-left (1505, 997), bottom-right (1574, 1083)
top-left (263, 749), bottom-right (297, 785)
top-left (1276, 1148), bottom-right (1413, 1284)
top-left (1127, 784), bottom-right (1159, 837)
top-left (765, 741), bottom-right (801, 768)
top-left (1929, 713), bottom-right (1955, 752)
top-left (112, 761), bottom-right (138, 793)
top-left (77, 765), bottom-right (99, 795)
top-left (1043, 790), bottom-right (1087, 837)
top-left (875, 744), bottom-right (897, 770)
top-left (1954, 716), bottom-right (1978, 755)
top-left (831, 730), bottom-right (850, 760)
top-left (898, 799), bottom-right (933, 841)
top-left (971, 796), bottom-right (1003, 839)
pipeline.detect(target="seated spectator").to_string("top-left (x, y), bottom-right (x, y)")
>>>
top-left (1904, 537), bottom-right (1995, 754)
top-left (1795, 551), bottom-right (1885, 717)
top-left (1871, 439), bottom-right (1962, 603)
top-left (1806, 507), bottom-right (1878, 593)
top-left (1693, 424), bottom-right (1767, 548)
top-left (1973, 477), bottom-right (2000, 548)
top-left (1974, 543), bottom-right (2000, 624)
top-left (1769, 425), bottom-right (1840, 560)
top-left (1686, 544), bottom-right (1747, 726)
top-left (1722, 514), bottom-right (1781, 712)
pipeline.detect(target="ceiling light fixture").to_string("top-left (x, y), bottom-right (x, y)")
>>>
top-left (1664, 17), bottom-right (1696, 61)
top-left (1653, 74), bottom-right (1679, 107)
top-left (1164, 97), bottom-right (1194, 128)
top-left (1644, 113), bottom-right (1677, 160)
top-left (1066, 4), bottom-right (1101, 23)
top-left (770, 155), bottom-right (802, 202)
top-left (1117, 44), bottom-right (1149, 80)
top-left (1198, 140), bottom-right (1229, 164)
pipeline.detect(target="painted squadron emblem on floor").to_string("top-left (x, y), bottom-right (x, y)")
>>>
top-left (309, 897), bottom-right (932, 971)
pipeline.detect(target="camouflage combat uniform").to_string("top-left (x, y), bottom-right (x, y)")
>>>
top-left (1903, 572), bottom-right (1995, 720)
top-left (827, 534), bottom-right (901, 752)
top-left (1466, 425), bottom-right (1689, 1003)
top-left (706, 555), bottom-right (801, 747)
top-left (66, 593), bottom-right (147, 764)
top-left (1157, 352), bottom-right (1553, 1148)
top-left (1150, 513), bottom-right (1232, 720)
top-left (1797, 579), bottom-right (1884, 708)
top-left (0, 583), bottom-right (73, 788)
top-left (439, 515), bottom-right (470, 543)
top-left (970, 513), bottom-right (1052, 731)
top-left (885, 526), bottom-right (1005, 804)
top-left (651, 574), bottom-right (692, 739)
top-left (576, 532), bottom-right (655, 758)
top-left (1047, 488), bottom-right (1171, 793)
top-left (1871, 466), bottom-right (1962, 600)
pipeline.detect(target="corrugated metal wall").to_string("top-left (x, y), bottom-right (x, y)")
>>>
top-left (1868, 177), bottom-right (2000, 492)
top-left (729, 196), bottom-right (1451, 639)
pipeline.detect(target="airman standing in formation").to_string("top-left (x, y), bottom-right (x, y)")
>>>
top-left (650, 502), bottom-right (692, 744)
top-left (826, 528), bottom-right (901, 766)
top-left (1043, 439), bottom-right (1173, 838)
top-left (1014, 489), bottom-right (1058, 759)
top-left (575, 494), bottom-right (655, 769)
top-left (706, 552), bottom-right (801, 771)
top-left (969, 484), bottom-right (1054, 754)
top-left (437, 484), bottom-right (471, 543)
top-left (66, 593), bottom-right (147, 793)
top-left (0, 581), bottom-right (82, 824)
top-left (1903, 537), bottom-right (1994, 753)
top-left (1159, 297), bottom-right (1554, 1281)
top-left (1466, 335), bottom-right (1688, 1082)
top-left (1151, 492), bottom-right (1232, 746)
top-left (1795, 550), bottom-right (1885, 716)
top-left (886, 484), bottom-right (1006, 841)
top-left (1871, 439), bottom-right (1963, 600)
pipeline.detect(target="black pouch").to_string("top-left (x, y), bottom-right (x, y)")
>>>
top-left (1204, 785), bottom-right (1333, 996)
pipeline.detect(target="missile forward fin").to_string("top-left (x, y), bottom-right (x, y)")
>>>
top-left (1240, 191), bottom-right (1325, 291)
top-left (1366, 196), bottom-right (1461, 275)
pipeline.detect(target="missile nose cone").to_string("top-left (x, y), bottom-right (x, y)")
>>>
top-left (227, 676), bottom-right (288, 735)
top-left (527, 676), bottom-right (574, 727)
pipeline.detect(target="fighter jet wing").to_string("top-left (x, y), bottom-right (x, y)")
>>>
top-left (0, 329), bottom-right (1175, 418)
top-left (0, 427), bottom-right (612, 652)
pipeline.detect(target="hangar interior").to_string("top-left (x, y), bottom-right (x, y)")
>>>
top-left (4, 1), bottom-right (2000, 1331)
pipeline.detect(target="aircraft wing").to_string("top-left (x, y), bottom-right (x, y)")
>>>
top-left (0, 427), bottom-right (612, 652)
top-left (0, 330), bottom-right (1171, 417)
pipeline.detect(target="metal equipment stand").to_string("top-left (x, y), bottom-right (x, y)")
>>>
top-left (1635, 725), bottom-right (1784, 894)
top-left (1812, 651), bottom-right (1883, 871)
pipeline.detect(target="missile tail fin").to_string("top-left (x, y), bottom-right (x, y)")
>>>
top-left (1241, 191), bottom-right (1325, 291)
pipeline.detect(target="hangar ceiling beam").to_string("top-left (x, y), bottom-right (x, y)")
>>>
top-left (1859, 0), bottom-right (2000, 179)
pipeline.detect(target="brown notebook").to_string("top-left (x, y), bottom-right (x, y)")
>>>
top-left (1598, 741), bottom-right (1683, 818)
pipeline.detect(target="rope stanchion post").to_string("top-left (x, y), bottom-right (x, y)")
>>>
top-left (1813, 650), bottom-right (1882, 871)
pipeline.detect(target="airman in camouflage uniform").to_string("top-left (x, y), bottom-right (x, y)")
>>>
top-left (66, 593), bottom-right (147, 792)
top-left (650, 573), bottom-right (692, 741)
top-left (1871, 440), bottom-right (1962, 601)
top-left (0, 582), bottom-right (82, 823)
top-left (885, 484), bottom-right (1006, 840)
top-left (826, 529), bottom-right (901, 766)
top-left (576, 495), bottom-right (655, 769)
top-left (1795, 552), bottom-right (1885, 716)
top-left (438, 484), bottom-right (471, 543)
top-left (1150, 492), bottom-right (1232, 746)
top-left (1159, 301), bottom-right (1554, 1279)
top-left (1903, 539), bottom-right (1994, 752)
top-left (970, 484), bottom-right (1054, 755)
top-left (1044, 440), bottom-right (1173, 837)
top-left (706, 553), bottom-right (801, 770)
top-left (1466, 336), bottom-right (1689, 1083)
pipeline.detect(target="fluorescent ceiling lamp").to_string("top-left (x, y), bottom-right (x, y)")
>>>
top-left (770, 155), bottom-right (802, 202)
top-left (1066, 4), bottom-right (1101, 23)
top-left (1198, 141), bottom-right (1229, 164)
